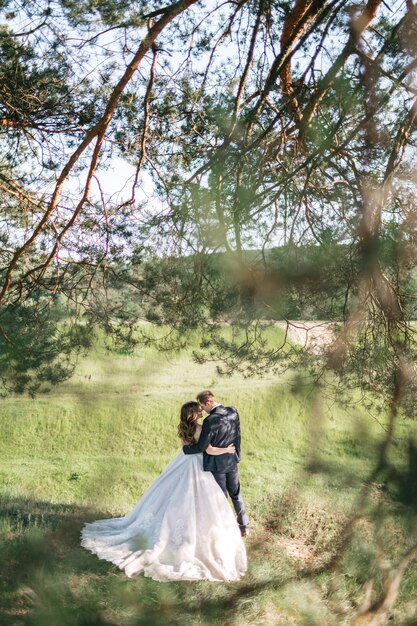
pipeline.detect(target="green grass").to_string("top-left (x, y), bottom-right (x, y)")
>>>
top-left (1, 326), bottom-right (417, 625)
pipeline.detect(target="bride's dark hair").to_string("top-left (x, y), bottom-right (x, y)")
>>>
top-left (178, 401), bottom-right (200, 445)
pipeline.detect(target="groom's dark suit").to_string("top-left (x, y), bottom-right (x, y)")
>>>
top-left (183, 404), bottom-right (249, 532)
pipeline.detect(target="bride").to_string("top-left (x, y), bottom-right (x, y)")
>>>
top-left (81, 401), bottom-right (247, 581)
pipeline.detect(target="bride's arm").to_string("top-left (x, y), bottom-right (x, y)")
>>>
top-left (206, 443), bottom-right (236, 455)
top-left (189, 424), bottom-right (235, 455)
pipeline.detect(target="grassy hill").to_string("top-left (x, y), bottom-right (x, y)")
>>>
top-left (1, 326), bottom-right (416, 625)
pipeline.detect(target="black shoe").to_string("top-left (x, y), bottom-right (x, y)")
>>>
top-left (240, 527), bottom-right (250, 537)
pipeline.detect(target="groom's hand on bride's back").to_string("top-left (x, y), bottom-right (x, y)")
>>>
top-left (205, 443), bottom-right (236, 455)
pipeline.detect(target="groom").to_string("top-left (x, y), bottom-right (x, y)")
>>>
top-left (183, 390), bottom-right (249, 536)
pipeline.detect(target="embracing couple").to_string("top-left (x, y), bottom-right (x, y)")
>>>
top-left (81, 390), bottom-right (249, 581)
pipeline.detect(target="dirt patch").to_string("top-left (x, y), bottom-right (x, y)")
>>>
top-left (276, 536), bottom-right (316, 563)
top-left (263, 488), bottom-right (346, 570)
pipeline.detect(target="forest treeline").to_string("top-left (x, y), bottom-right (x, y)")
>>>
top-left (103, 233), bottom-right (417, 325)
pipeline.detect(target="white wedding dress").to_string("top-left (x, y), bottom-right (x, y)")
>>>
top-left (81, 452), bottom-right (247, 581)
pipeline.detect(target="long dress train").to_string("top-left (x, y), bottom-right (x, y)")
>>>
top-left (81, 452), bottom-right (247, 581)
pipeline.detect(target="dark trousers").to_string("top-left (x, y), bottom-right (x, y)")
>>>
top-left (212, 467), bottom-right (249, 531)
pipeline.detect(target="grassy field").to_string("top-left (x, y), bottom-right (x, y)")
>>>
top-left (1, 326), bottom-right (417, 625)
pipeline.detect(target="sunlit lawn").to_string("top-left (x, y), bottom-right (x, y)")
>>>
top-left (1, 326), bottom-right (417, 625)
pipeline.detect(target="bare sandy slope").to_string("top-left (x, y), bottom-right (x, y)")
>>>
top-left (275, 321), bottom-right (336, 354)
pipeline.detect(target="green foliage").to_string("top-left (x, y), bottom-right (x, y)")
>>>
top-left (60, 0), bottom-right (146, 26)
top-left (0, 29), bottom-right (81, 133)
top-left (0, 0), bottom-right (415, 412)
top-left (0, 295), bottom-right (92, 396)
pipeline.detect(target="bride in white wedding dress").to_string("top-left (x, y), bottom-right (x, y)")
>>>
top-left (81, 401), bottom-right (247, 581)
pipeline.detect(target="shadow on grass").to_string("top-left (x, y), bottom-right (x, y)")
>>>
top-left (0, 496), bottom-right (300, 626)
top-left (0, 496), bottom-right (115, 625)
top-left (2, 489), bottom-right (417, 626)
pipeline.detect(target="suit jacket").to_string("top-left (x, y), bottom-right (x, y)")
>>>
top-left (183, 404), bottom-right (241, 473)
